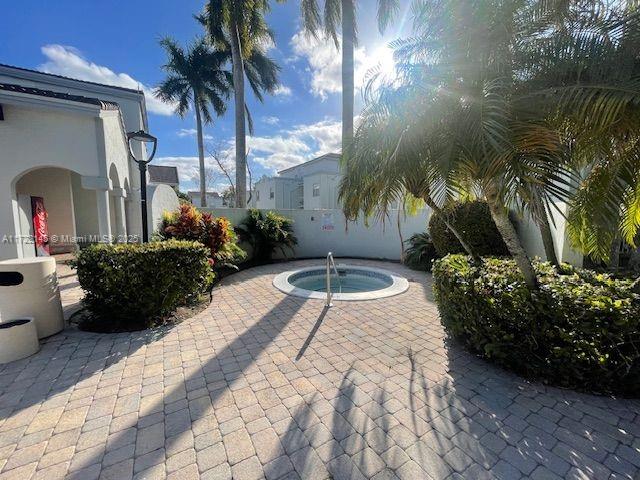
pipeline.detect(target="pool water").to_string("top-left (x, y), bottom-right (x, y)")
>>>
top-left (289, 268), bottom-right (393, 293)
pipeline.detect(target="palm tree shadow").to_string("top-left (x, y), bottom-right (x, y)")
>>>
top-left (0, 325), bottom-right (174, 417)
top-left (63, 292), bottom-right (309, 472)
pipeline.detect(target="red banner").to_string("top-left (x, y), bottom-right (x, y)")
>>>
top-left (31, 196), bottom-right (50, 256)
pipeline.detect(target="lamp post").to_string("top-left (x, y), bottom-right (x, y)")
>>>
top-left (126, 130), bottom-right (157, 243)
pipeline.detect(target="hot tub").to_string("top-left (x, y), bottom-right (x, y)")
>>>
top-left (273, 265), bottom-right (409, 301)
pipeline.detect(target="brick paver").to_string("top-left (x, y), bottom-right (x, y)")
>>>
top-left (0, 259), bottom-right (638, 479)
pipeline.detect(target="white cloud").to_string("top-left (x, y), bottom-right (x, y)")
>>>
top-left (38, 44), bottom-right (175, 116)
top-left (289, 119), bottom-right (342, 155)
top-left (246, 118), bottom-right (342, 173)
top-left (159, 118), bottom-right (343, 179)
top-left (262, 116), bottom-right (280, 125)
top-left (289, 31), bottom-right (396, 100)
top-left (155, 142), bottom-right (236, 188)
top-left (177, 128), bottom-right (213, 140)
top-left (273, 84), bottom-right (292, 96)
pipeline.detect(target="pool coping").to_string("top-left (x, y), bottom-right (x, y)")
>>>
top-left (272, 264), bottom-right (409, 301)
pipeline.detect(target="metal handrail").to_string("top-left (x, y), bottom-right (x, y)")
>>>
top-left (326, 252), bottom-right (342, 307)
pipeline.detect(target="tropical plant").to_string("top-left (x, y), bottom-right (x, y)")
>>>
top-left (201, 0), bottom-right (281, 207)
top-left (341, 0), bottom-right (640, 290)
top-left (157, 204), bottom-right (246, 269)
top-left (156, 37), bottom-right (232, 208)
top-left (236, 209), bottom-right (297, 263)
top-left (300, 0), bottom-right (399, 160)
top-left (403, 232), bottom-right (437, 271)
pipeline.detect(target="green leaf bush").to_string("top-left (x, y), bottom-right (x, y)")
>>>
top-left (429, 201), bottom-right (509, 257)
top-left (74, 240), bottom-right (213, 331)
top-left (433, 255), bottom-right (640, 396)
top-left (236, 209), bottom-right (297, 263)
top-left (404, 233), bottom-right (438, 271)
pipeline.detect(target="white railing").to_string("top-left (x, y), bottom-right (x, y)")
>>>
top-left (326, 252), bottom-right (342, 307)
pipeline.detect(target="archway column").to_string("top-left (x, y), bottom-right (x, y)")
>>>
top-left (110, 187), bottom-right (127, 241)
top-left (81, 175), bottom-right (112, 243)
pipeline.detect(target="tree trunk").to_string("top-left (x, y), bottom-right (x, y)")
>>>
top-left (628, 245), bottom-right (640, 272)
top-left (486, 184), bottom-right (538, 289)
top-left (533, 197), bottom-right (559, 267)
top-left (423, 195), bottom-right (480, 262)
top-left (230, 20), bottom-right (247, 208)
top-left (632, 275), bottom-right (640, 293)
top-left (341, 0), bottom-right (355, 162)
top-left (194, 99), bottom-right (207, 208)
top-left (609, 238), bottom-right (621, 272)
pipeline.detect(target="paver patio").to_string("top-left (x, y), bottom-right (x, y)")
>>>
top-left (0, 259), bottom-right (638, 480)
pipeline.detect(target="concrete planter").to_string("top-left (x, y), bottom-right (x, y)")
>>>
top-left (0, 257), bottom-right (64, 338)
top-left (0, 318), bottom-right (39, 364)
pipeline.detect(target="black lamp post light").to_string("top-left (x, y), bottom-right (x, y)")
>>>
top-left (126, 130), bottom-right (157, 243)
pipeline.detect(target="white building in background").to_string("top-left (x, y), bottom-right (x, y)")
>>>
top-left (0, 64), bottom-right (179, 260)
top-left (253, 153), bottom-right (341, 210)
top-left (189, 191), bottom-right (226, 208)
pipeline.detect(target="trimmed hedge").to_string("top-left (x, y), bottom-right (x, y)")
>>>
top-left (74, 240), bottom-right (213, 331)
top-left (428, 201), bottom-right (508, 257)
top-left (433, 255), bottom-right (640, 396)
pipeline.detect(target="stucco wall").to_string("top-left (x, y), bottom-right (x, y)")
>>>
top-left (147, 184), bottom-right (179, 235)
top-left (206, 208), bottom-right (431, 261)
top-left (208, 206), bottom-right (583, 265)
top-left (71, 173), bottom-right (99, 239)
top-left (101, 112), bottom-right (130, 190)
top-left (303, 173), bottom-right (340, 210)
top-left (0, 104), bottom-right (105, 259)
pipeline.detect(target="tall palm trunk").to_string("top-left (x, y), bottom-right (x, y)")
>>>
top-left (194, 98), bottom-right (207, 208)
top-left (422, 195), bottom-right (480, 262)
top-left (486, 183), bottom-right (538, 289)
top-left (341, 0), bottom-right (355, 161)
top-left (230, 21), bottom-right (247, 208)
top-left (532, 196), bottom-right (559, 267)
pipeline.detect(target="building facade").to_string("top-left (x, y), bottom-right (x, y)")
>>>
top-left (253, 153), bottom-right (341, 210)
top-left (0, 64), bottom-right (178, 260)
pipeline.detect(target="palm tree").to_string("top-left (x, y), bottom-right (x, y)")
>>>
top-left (201, 0), bottom-right (281, 208)
top-left (156, 38), bottom-right (232, 208)
top-left (342, 0), bottom-right (640, 290)
top-left (300, 0), bottom-right (400, 160)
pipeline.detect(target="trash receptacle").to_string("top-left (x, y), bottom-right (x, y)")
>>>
top-left (0, 318), bottom-right (39, 364)
top-left (0, 257), bottom-right (64, 338)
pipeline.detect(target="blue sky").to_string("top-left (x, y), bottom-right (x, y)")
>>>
top-left (2, 1), bottom-right (412, 192)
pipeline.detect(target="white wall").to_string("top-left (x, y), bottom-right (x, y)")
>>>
top-left (303, 173), bottom-right (340, 210)
top-left (71, 173), bottom-right (99, 239)
top-left (0, 104), bottom-right (104, 259)
top-left (205, 208), bottom-right (431, 261)
top-left (148, 184), bottom-right (180, 234)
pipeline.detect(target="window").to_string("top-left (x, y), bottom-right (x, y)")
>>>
top-left (256, 190), bottom-right (260, 201)
top-left (312, 184), bottom-right (320, 197)
top-left (269, 187), bottom-right (274, 199)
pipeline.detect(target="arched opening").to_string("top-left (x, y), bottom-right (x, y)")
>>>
top-left (13, 166), bottom-right (106, 257)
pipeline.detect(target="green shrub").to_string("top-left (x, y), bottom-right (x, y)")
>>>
top-left (74, 240), bottom-right (213, 331)
top-left (432, 255), bottom-right (640, 396)
top-left (404, 233), bottom-right (438, 271)
top-left (429, 201), bottom-right (508, 257)
top-left (236, 209), bottom-right (297, 263)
